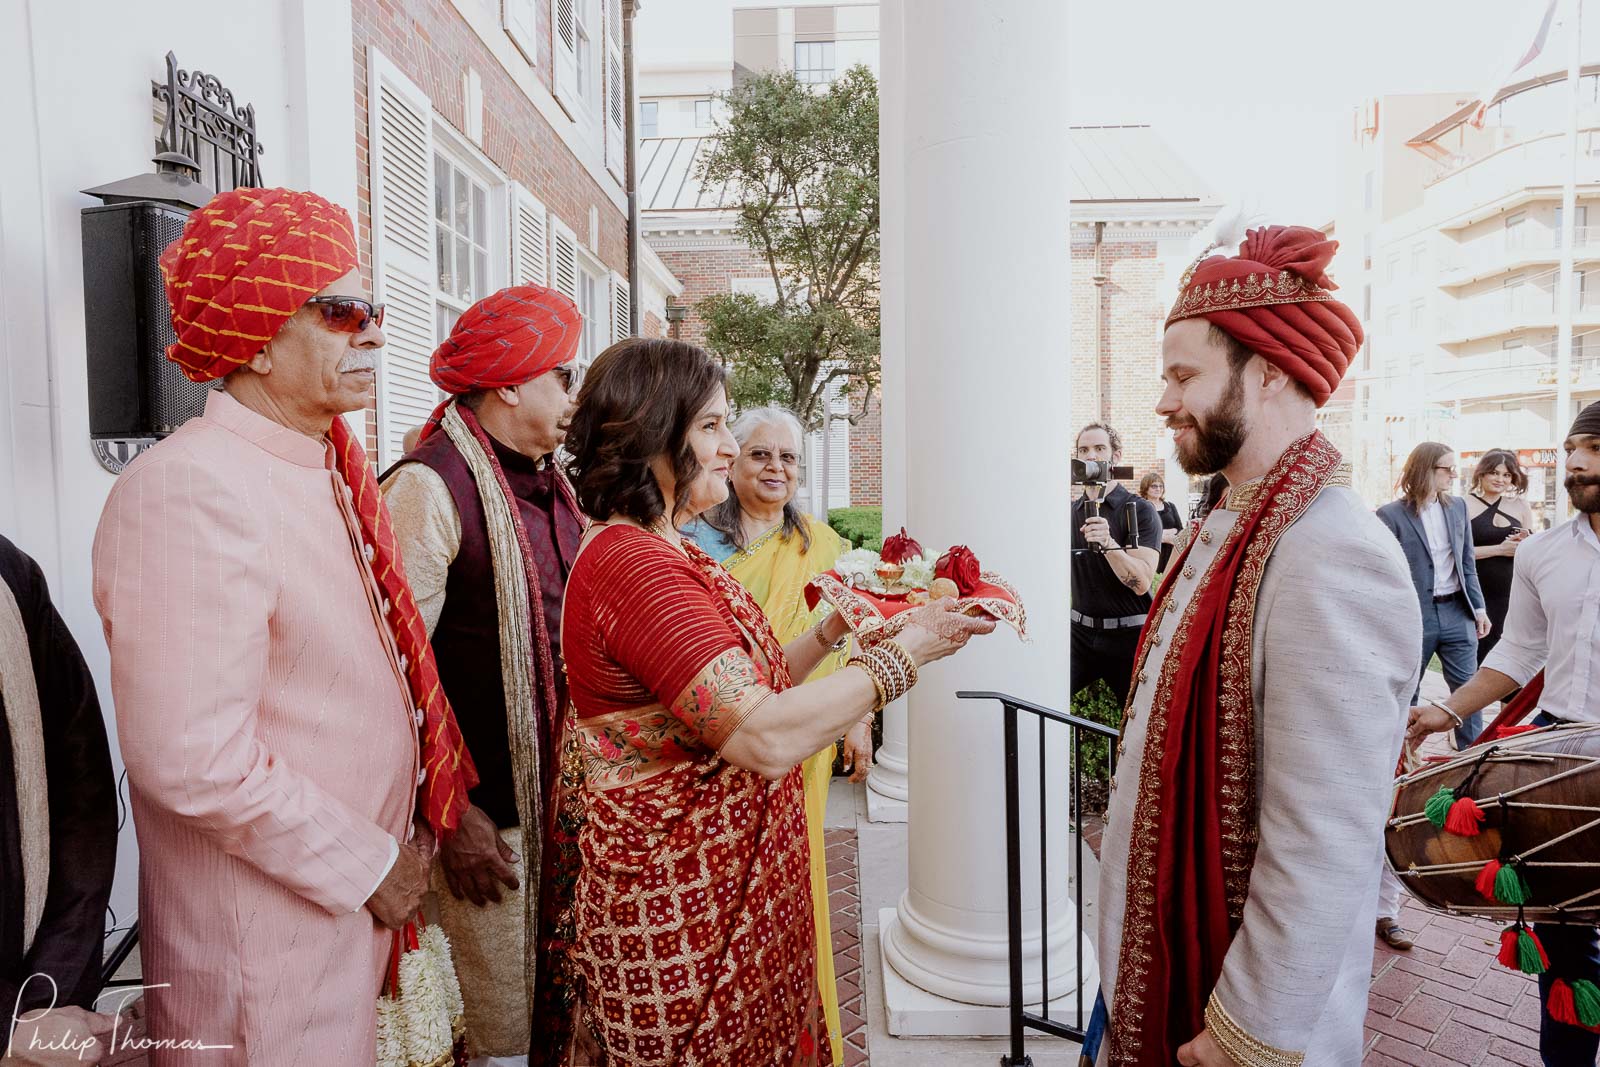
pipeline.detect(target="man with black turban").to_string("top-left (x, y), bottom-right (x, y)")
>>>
top-left (1409, 398), bottom-right (1600, 1066)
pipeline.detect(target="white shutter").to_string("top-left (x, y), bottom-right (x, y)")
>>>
top-left (829, 409), bottom-right (851, 507)
top-left (552, 0), bottom-right (579, 118)
top-left (368, 50), bottom-right (439, 468)
top-left (826, 380), bottom-right (851, 508)
top-left (603, 0), bottom-right (626, 181)
top-left (609, 271), bottom-right (630, 342)
top-left (549, 216), bottom-right (578, 301)
top-left (504, 0), bottom-right (539, 64)
top-left (510, 183), bottom-right (549, 287)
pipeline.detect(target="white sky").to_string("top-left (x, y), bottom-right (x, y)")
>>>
top-left (634, 0), bottom-right (1598, 224)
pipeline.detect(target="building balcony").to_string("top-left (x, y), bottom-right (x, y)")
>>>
top-left (1436, 227), bottom-right (1600, 289)
top-left (1430, 342), bottom-right (1557, 403)
top-left (1426, 125), bottom-right (1600, 231)
top-left (1431, 339), bottom-right (1600, 403)
top-left (1435, 284), bottom-right (1600, 345)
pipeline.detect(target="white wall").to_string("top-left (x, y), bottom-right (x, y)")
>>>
top-left (2, 0), bottom-right (358, 940)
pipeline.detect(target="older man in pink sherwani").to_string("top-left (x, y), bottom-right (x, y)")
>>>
top-left (92, 188), bottom-right (477, 1065)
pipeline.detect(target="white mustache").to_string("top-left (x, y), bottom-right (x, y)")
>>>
top-left (338, 351), bottom-right (378, 373)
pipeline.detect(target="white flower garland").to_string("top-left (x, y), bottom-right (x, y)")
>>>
top-left (900, 555), bottom-right (935, 591)
top-left (376, 925), bottom-right (466, 1067)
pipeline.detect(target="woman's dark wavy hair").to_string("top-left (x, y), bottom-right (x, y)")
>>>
top-left (564, 337), bottom-right (727, 527)
top-left (1471, 448), bottom-right (1529, 495)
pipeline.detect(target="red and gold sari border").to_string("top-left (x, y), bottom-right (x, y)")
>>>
top-left (576, 648), bottom-right (776, 791)
top-left (575, 703), bottom-right (702, 791)
top-left (670, 646), bottom-right (774, 751)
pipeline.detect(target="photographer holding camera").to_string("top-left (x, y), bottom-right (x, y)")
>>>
top-left (1071, 422), bottom-right (1162, 704)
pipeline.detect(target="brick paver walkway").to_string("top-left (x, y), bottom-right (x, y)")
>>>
top-left (1365, 897), bottom-right (1543, 1065)
top-left (825, 826), bottom-right (870, 1067)
top-left (96, 778), bottom-right (1563, 1067)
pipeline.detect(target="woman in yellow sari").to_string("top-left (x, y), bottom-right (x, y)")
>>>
top-left (684, 406), bottom-right (872, 1064)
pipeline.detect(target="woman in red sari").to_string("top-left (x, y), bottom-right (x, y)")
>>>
top-left (560, 338), bottom-right (991, 1066)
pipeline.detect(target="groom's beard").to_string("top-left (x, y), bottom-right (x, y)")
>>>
top-left (1169, 369), bottom-right (1248, 476)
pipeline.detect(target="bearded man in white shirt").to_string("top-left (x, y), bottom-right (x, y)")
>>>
top-left (1408, 398), bottom-right (1600, 1067)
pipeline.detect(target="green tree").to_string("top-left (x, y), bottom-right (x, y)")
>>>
top-left (695, 66), bottom-right (880, 429)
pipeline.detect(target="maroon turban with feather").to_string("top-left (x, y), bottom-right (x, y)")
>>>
top-left (1166, 225), bottom-right (1363, 406)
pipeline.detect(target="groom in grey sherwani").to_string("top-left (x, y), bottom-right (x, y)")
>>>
top-left (1091, 224), bottom-right (1421, 1067)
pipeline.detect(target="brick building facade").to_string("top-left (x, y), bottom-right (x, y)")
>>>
top-left (348, 0), bottom-right (678, 464)
top-left (649, 240), bottom-right (776, 347)
top-left (1070, 233), bottom-right (1177, 479)
top-left (848, 392), bottom-right (881, 505)
top-left (352, 0), bottom-right (630, 282)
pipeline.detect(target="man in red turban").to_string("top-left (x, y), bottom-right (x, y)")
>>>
top-left (381, 284), bottom-right (587, 1066)
top-left (92, 187), bottom-right (475, 1064)
top-left (1088, 226), bottom-right (1421, 1067)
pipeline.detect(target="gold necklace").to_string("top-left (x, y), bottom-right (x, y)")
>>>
top-left (594, 516), bottom-right (688, 557)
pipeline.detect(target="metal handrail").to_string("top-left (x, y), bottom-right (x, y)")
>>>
top-left (957, 690), bottom-right (1120, 1067)
top-left (100, 921), bottom-right (140, 991)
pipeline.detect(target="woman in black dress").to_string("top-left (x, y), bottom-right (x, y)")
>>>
top-left (1467, 449), bottom-right (1536, 664)
top-left (1139, 471), bottom-right (1184, 574)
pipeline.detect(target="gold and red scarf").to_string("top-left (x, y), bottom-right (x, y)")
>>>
top-left (331, 417), bottom-right (478, 836)
top-left (1107, 430), bottom-right (1343, 1066)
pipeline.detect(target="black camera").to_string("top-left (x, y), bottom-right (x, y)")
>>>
top-left (1071, 458), bottom-right (1134, 486)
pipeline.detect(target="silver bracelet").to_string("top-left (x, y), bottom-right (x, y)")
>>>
top-left (1428, 698), bottom-right (1464, 729)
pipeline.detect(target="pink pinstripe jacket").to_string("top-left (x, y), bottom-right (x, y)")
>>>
top-left (93, 390), bottom-right (419, 1065)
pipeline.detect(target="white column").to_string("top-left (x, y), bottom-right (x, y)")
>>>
top-left (878, 0), bottom-right (1090, 1032)
top-left (865, 0), bottom-right (909, 821)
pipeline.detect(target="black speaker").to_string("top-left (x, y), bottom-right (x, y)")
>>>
top-left (81, 201), bottom-right (213, 439)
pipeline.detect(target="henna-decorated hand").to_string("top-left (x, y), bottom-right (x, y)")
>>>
top-left (884, 600), bottom-right (997, 667)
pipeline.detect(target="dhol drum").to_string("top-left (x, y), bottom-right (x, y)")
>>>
top-left (1387, 722), bottom-right (1600, 923)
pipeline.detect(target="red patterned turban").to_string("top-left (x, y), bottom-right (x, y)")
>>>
top-left (416, 285), bottom-right (583, 444)
top-left (1166, 225), bottom-right (1363, 407)
top-left (160, 186), bottom-right (479, 837)
top-left (430, 284), bottom-right (583, 394)
top-left (159, 187), bottom-right (359, 382)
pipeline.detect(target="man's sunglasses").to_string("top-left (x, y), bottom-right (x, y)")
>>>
top-left (551, 365), bottom-right (579, 393)
top-left (305, 296), bottom-right (386, 334)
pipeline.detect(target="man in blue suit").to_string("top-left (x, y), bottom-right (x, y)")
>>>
top-left (1376, 441), bottom-right (1491, 749)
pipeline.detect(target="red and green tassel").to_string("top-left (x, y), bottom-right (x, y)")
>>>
top-left (1476, 859), bottom-right (1502, 900)
top-left (1552, 979), bottom-right (1579, 1026)
top-left (1498, 923), bottom-right (1548, 974)
top-left (1445, 794), bottom-right (1485, 836)
top-left (1425, 784), bottom-right (1486, 835)
top-left (1424, 785), bottom-right (1456, 828)
top-left (1549, 978), bottom-right (1600, 1032)
top-left (1476, 859), bottom-right (1529, 904)
top-left (1573, 980), bottom-right (1600, 1029)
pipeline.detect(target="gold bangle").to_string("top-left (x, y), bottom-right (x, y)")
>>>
top-left (851, 646), bottom-right (912, 711)
top-left (1203, 993), bottom-right (1304, 1067)
top-left (877, 638), bottom-right (920, 690)
top-left (867, 645), bottom-right (912, 706)
top-left (850, 658), bottom-right (888, 712)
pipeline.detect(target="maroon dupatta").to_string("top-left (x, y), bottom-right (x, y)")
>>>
top-left (1107, 430), bottom-right (1344, 1065)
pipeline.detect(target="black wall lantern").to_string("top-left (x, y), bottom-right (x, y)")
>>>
top-left (79, 52), bottom-right (264, 474)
